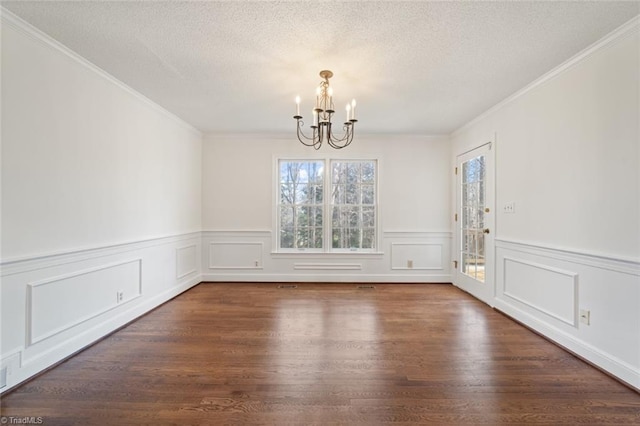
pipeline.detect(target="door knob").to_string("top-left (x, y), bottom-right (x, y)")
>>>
top-left (483, 228), bottom-right (490, 234)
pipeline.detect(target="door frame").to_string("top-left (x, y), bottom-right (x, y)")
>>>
top-left (453, 137), bottom-right (496, 306)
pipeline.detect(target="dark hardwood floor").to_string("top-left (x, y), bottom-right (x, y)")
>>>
top-left (1, 283), bottom-right (638, 425)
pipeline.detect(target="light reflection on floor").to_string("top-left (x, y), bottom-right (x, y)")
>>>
top-left (267, 296), bottom-right (383, 422)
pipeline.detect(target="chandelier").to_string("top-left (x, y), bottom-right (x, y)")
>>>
top-left (294, 70), bottom-right (357, 149)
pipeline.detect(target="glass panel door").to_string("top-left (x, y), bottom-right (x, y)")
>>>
top-left (461, 155), bottom-right (486, 282)
top-left (455, 141), bottom-right (494, 302)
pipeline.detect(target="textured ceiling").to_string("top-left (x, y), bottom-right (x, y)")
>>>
top-left (2, 1), bottom-right (639, 135)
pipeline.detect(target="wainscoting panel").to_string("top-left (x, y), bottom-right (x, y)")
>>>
top-left (494, 238), bottom-right (640, 390)
top-left (209, 242), bottom-right (263, 269)
top-left (27, 259), bottom-right (142, 346)
top-left (176, 245), bottom-right (198, 279)
top-left (391, 243), bottom-right (443, 270)
top-left (502, 257), bottom-right (577, 327)
top-left (1, 232), bottom-right (202, 394)
top-left (202, 230), bottom-right (451, 282)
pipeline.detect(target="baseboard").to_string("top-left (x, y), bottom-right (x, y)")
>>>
top-left (200, 273), bottom-right (453, 283)
top-left (494, 299), bottom-right (639, 391)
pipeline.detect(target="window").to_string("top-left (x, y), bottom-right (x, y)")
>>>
top-left (279, 161), bottom-right (324, 249)
top-left (278, 159), bottom-right (377, 251)
top-left (330, 161), bottom-right (376, 249)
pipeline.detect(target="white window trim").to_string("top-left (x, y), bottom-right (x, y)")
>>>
top-left (272, 155), bottom-right (382, 254)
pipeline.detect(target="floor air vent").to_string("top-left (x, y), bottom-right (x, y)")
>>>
top-left (357, 285), bottom-right (376, 289)
top-left (278, 284), bottom-right (298, 289)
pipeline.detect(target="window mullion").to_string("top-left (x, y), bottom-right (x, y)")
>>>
top-left (325, 159), bottom-right (331, 252)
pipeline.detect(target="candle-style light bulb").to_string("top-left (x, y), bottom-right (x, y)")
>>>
top-left (351, 99), bottom-right (357, 120)
top-left (313, 109), bottom-right (318, 126)
top-left (295, 96), bottom-right (301, 116)
top-left (346, 104), bottom-right (351, 123)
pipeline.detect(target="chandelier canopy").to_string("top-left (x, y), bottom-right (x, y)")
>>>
top-left (294, 70), bottom-right (357, 149)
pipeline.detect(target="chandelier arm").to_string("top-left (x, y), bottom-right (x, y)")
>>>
top-left (327, 123), bottom-right (344, 149)
top-left (312, 126), bottom-right (321, 149)
top-left (327, 122), bottom-right (355, 149)
top-left (316, 123), bottom-right (326, 150)
top-left (295, 118), bottom-right (321, 148)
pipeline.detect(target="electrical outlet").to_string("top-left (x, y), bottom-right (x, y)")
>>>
top-left (579, 309), bottom-right (590, 325)
top-left (504, 201), bottom-right (515, 213)
top-left (117, 291), bottom-right (124, 303)
top-left (407, 260), bottom-right (413, 268)
top-left (254, 260), bottom-right (259, 267)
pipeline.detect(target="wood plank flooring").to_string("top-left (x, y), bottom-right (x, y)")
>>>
top-left (1, 283), bottom-right (638, 425)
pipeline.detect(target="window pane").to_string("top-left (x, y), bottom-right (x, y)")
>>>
top-left (346, 163), bottom-right (359, 184)
top-left (332, 228), bottom-right (342, 248)
top-left (361, 228), bottom-right (375, 249)
top-left (333, 184), bottom-right (346, 204)
top-left (468, 183), bottom-right (477, 210)
top-left (313, 207), bottom-right (323, 226)
top-left (347, 207), bottom-right (359, 227)
top-left (278, 160), bottom-right (324, 250)
top-left (295, 228), bottom-right (309, 248)
top-left (463, 253), bottom-right (477, 280)
top-left (331, 162), bottom-right (345, 184)
top-left (362, 184), bottom-right (374, 204)
top-left (330, 160), bottom-right (376, 250)
top-left (331, 206), bottom-right (340, 227)
top-left (476, 256), bottom-right (485, 282)
top-left (346, 183), bottom-right (359, 204)
top-left (462, 161), bottom-right (469, 184)
top-left (314, 185), bottom-right (323, 203)
top-left (463, 230), bottom-right (476, 253)
top-left (280, 206), bottom-right (293, 228)
top-left (362, 207), bottom-right (375, 227)
top-left (312, 228), bottom-right (323, 248)
top-left (362, 162), bottom-right (375, 183)
top-left (280, 227), bottom-right (294, 249)
top-left (347, 228), bottom-right (361, 248)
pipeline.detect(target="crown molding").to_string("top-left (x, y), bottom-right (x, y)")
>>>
top-left (204, 132), bottom-right (450, 142)
top-left (1, 7), bottom-right (202, 138)
top-left (451, 14), bottom-right (640, 138)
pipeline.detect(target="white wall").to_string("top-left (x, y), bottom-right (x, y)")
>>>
top-left (451, 18), bottom-right (640, 389)
top-left (202, 133), bottom-right (452, 282)
top-left (1, 16), bottom-right (202, 261)
top-left (1, 12), bottom-right (203, 392)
